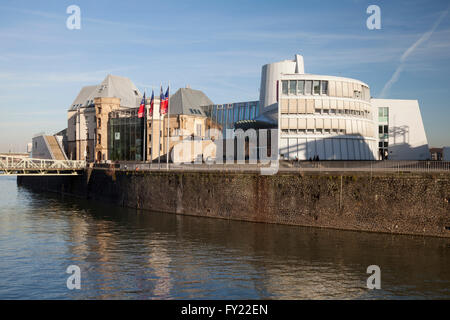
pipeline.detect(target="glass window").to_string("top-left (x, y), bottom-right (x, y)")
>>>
top-left (222, 107), bottom-right (227, 124)
top-left (305, 80), bottom-right (312, 95)
top-left (217, 109), bottom-right (222, 124)
top-left (321, 81), bottom-right (328, 95)
top-left (289, 80), bottom-right (297, 95)
top-left (297, 80), bottom-right (304, 95)
top-left (239, 106), bottom-right (244, 120)
top-left (233, 105), bottom-right (239, 122)
top-left (212, 106), bottom-right (217, 121)
top-left (250, 105), bottom-right (255, 119)
top-left (313, 81), bottom-right (320, 95)
top-left (282, 81), bottom-right (288, 95)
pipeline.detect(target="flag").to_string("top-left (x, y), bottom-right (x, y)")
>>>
top-left (160, 85), bottom-right (169, 115)
top-left (160, 85), bottom-right (166, 115)
top-left (149, 90), bottom-right (154, 116)
top-left (138, 93), bottom-right (146, 118)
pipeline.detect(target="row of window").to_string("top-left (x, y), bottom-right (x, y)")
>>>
top-left (208, 102), bottom-right (260, 128)
top-left (189, 108), bottom-right (202, 115)
top-left (281, 129), bottom-right (346, 135)
top-left (282, 108), bottom-right (371, 118)
top-left (72, 100), bottom-right (95, 109)
top-left (280, 98), bottom-right (372, 120)
top-left (280, 118), bottom-right (375, 138)
top-left (282, 80), bottom-right (328, 96)
top-left (281, 80), bottom-right (370, 101)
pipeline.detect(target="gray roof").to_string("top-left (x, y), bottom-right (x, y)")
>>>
top-left (69, 75), bottom-right (142, 111)
top-left (169, 87), bottom-right (213, 116)
top-left (254, 103), bottom-right (278, 125)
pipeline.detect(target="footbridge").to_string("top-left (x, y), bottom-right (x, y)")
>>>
top-left (0, 155), bottom-right (86, 176)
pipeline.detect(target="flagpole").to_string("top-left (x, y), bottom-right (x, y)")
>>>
top-left (143, 89), bottom-right (147, 163)
top-left (166, 82), bottom-right (170, 170)
top-left (158, 83), bottom-right (162, 170)
top-left (150, 87), bottom-right (154, 168)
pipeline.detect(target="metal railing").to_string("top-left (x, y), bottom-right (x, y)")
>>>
top-left (0, 155), bottom-right (86, 175)
top-left (94, 160), bottom-right (450, 173)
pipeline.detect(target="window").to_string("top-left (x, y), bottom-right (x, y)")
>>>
top-left (305, 80), bottom-right (312, 95)
top-left (98, 117), bottom-right (101, 128)
top-left (313, 81), bottom-right (320, 95)
top-left (98, 134), bottom-right (101, 144)
top-left (297, 80), bottom-right (304, 95)
top-left (379, 125), bottom-right (389, 139)
top-left (289, 80), bottom-right (297, 95)
top-left (315, 108), bottom-right (321, 114)
top-left (217, 109), bottom-right (222, 123)
top-left (321, 81), bottom-right (328, 95)
top-left (196, 124), bottom-right (202, 136)
top-left (228, 108), bottom-right (233, 122)
top-left (282, 81), bottom-right (288, 95)
top-left (378, 107), bottom-right (389, 122)
top-left (249, 105), bottom-right (255, 119)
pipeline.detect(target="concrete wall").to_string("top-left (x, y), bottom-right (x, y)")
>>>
top-left (17, 169), bottom-right (450, 238)
top-left (31, 135), bottom-right (52, 159)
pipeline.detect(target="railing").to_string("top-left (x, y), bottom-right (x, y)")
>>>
top-left (291, 160), bottom-right (450, 173)
top-left (0, 155), bottom-right (86, 175)
top-left (94, 160), bottom-right (450, 173)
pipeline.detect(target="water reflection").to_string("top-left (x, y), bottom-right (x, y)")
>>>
top-left (0, 176), bottom-right (449, 299)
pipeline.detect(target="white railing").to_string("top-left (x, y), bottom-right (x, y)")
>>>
top-left (96, 160), bottom-right (450, 173)
top-left (0, 155), bottom-right (86, 175)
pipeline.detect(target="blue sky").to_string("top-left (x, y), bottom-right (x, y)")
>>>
top-left (0, 0), bottom-right (449, 152)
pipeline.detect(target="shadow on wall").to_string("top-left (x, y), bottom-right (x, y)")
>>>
top-left (388, 143), bottom-right (430, 160)
top-left (279, 135), bottom-right (376, 161)
top-left (389, 125), bottom-right (430, 160)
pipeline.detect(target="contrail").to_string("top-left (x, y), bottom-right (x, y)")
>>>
top-left (379, 8), bottom-right (449, 98)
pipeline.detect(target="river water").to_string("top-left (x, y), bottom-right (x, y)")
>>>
top-left (0, 176), bottom-right (449, 299)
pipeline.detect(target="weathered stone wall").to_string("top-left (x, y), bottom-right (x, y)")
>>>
top-left (17, 169), bottom-right (450, 238)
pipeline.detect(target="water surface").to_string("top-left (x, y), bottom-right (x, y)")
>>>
top-left (0, 176), bottom-right (449, 299)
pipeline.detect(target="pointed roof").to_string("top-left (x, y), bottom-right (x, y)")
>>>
top-left (69, 75), bottom-right (142, 111)
top-left (169, 87), bottom-right (213, 116)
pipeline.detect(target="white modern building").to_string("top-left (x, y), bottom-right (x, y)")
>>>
top-left (233, 54), bottom-right (429, 161)
top-left (259, 54), bottom-right (377, 160)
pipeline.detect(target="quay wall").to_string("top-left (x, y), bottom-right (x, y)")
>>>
top-left (17, 168), bottom-right (450, 238)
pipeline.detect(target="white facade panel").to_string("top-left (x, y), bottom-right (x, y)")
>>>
top-left (372, 99), bottom-right (430, 160)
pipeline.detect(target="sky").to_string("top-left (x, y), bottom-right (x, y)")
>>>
top-left (0, 0), bottom-right (449, 152)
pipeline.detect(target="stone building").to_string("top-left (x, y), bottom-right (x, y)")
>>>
top-left (66, 74), bottom-right (142, 161)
